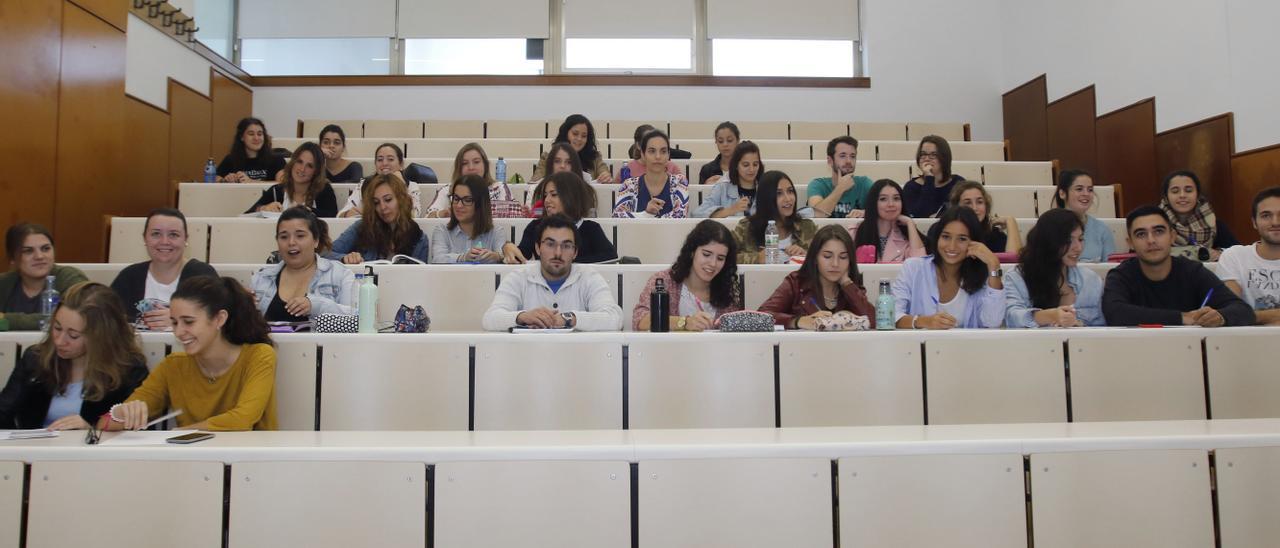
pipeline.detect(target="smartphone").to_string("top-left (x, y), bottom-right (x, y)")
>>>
top-left (166, 432), bottom-right (215, 444)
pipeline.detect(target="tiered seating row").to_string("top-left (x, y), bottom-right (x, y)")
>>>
top-left (111, 214), bottom-right (1129, 266)
top-left (3, 420), bottom-right (1279, 546)
top-left (299, 119), bottom-right (972, 141)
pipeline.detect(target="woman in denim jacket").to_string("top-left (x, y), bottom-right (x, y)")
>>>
top-left (1003, 208), bottom-right (1105, 327)
top-left (251, 207), bottom-right (355, 322)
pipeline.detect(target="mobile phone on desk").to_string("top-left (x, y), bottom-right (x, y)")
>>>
top-left (166, 432), bottom-right (215, 444)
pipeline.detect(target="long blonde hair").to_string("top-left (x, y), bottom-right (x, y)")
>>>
top-left (34, 282), bottom-right (144, 401)
top-left (357, 174), bottom-right (419, 257)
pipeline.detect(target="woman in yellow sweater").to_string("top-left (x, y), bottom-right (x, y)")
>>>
top-left (109, 276), bottom-right (277, 431)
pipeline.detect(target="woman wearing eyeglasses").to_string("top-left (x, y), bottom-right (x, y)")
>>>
top-left (330, 173), bottom-right (430, 264)
top-left (431, 175), bottom-right (510, 263)
top-left (902, 135), bottom-right (966, 218)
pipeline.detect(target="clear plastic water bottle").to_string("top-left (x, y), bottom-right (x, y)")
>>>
top-left (203, 158), bottom-right (216, 183)
top-left (764, 221), bottom-right (780, 264)
top-left (876, 280), bottom-right (895, 330)
top-left (358, 273), bottom-right (378, 333)
top-left (495, 157), bottom-right (507, 183)
top-left (39, 275), bottom-right (59, 329)
top-left (619, 164), bottom-right (632, 181)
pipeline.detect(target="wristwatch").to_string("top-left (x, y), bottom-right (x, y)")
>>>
top-left (676, 315), bottom-right (688, 330)
top-left (561, 312), bottom-right (576, 329)
top-left (990, 268), bottom-right (1003, 278)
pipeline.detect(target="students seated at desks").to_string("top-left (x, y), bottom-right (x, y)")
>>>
top-left (1102, 205), bottom-right (1253, 327)
top-left (482, 215), bottom-right (622, 332)
top-left (110, 208), bottom-right (218, 328)
top-left (948, 180), bottom-right (1022, 254)
top-left (807, 136), bottom-right (873, 219)
top-left (633, 220), bottom-right (743, 331)
top-left (613, 130), bottom-right (690, 219)
top-left (425, 143), bottom-right (516, 218)
top-left (733, 171), bottom-right (816, 264)
top-left (339, 143), bottom-right (424, 218)
top-left (1003, 209), bottom-right (1104, 328)
top-left (532, 114), bottom-right (613, 183)
top-left (697, 121), bottom-right (740, 185)
top-left (245, 142), bottom-right (338, 218)
top-left (430, 175), bottom-right (509, 264)
top-left (251, 208), bottom-right (355, 322)
top-left (0, 223), bottom-right (88, 331)
top-left (892, 207), bottom-right (1005, 329)
top-left (1219, 186), bottom-right (1280, 325)
top-left (109, 276), bottom-right (277, 431)
top-left (216, 117), bottom-right (285, 183)
top-left (1159, 170), bottom-right (1239, 259)
top-left (902, 135), bottom-right (966, 218)
top-left (621, 124), bottom-right (684, 181)
top-left (511, 172), bottom-right (617, 264)
top-left (318, 124), bottom-right (363, 183)
top-left (0, 283), bottom-right (148, 430)
top-left (760, 225), bottom-right (875, 330)
top-left (850, 179), bottom-right (927, 263)
top-left (694, 140), bottom-right (762, 218)
top-left (1054, 169), bottom-right (1115, 261)
top-left (332, 174), bottom-right (429, 264)
top-left (527, 142), bottom-right (592, 209)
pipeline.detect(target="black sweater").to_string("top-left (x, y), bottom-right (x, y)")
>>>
top-left (1102, 256), bottom-right (1256, 326)
top-left (246, 183), bottom-right (339, 218)
top-left (517, 219), bottom-right (618, 264)
top-left (902, 174), bottom-right (964, 218)
top-left (0, 347), bottom-right (149, 429)
top-left (110, 260), bottom-right (219, 322)
top-left (217, 153), bottom-right (286, 181)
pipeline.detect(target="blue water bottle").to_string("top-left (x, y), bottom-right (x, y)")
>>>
top-left (495, 157), bottom-right (507, 183)
top-left (204, 158), bottom-right (216, 183)
top-left (619, 164), bottom-right (631, 181)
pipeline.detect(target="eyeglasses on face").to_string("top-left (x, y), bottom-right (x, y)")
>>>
top-left (917, 151), bottom-right (940, 159)
top-left (539, 240), bottom-right (577, 252)
top-left (450, 195), bottom-right (475, 205)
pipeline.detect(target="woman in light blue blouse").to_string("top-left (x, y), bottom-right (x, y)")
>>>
top-left (892, 206), bottom-right (1005, 329)
top-left (1003, 208), bottom-right (1104, 328)
top-left (430, 175), bottom-right (509, 263)
top-left (1054, 169), bottom-right (1115, 262)
top-left (694, 140), bottom-right (762, 218)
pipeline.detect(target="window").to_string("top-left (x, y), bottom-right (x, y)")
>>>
top-left (239, 38), bottom-right (391, 76)
top-left (712, 39), bottom-right (855, 77)
top-left (404, 39), bottom-right (542, 75)
top-left (564, 39), bottom-right (693, 71)
top-left (193, 0), bottom-right (235, 60)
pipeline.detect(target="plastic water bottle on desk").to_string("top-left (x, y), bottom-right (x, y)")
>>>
top-left (495, 157), bottom-right (507, 183)
top-left (39, 276), bottom-right (59, 330)
top-left (764, 221), bottom-right (780, 264)
top-left (358, 273), bottom-right (378, 333)
top-left (875, 280), bottom-right (895, 330)
top-left (204, 158), bottom-right (216, 183)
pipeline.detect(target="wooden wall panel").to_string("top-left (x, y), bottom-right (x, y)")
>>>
top-left (54, 2), bottom-right (125, 262)
top-left (66, 0), bottom-right (126, 31)
top-left (1155, 114), bottom-right (1237, 236)
top-left (1096, 99), bottom-right (1158, 213)
top-left (1232, 144), bottom-right (1280, 240)
top-left (1046, 85), bottom-right (1098, 176)
top-left (1002, 75), bottom-right (1049, 161)
top-left (210, 70), bottom-right (253, 160)
top-left (0, 0), bottom-right (63, 263)
top-left (124, 96), bottom-right (171, 213)
top-left (168, 82), bottom-right (213, 190)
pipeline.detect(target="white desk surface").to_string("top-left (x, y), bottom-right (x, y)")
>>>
top-left (2, 419), bottom-right (1278, 463)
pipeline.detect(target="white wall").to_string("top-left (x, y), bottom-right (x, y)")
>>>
top-left (1001, 0), bottom-right (1278, 152)
top-left (253, 0), bottom-right (1008, 141)
top-left (126, 12), bottom-right (248, 110)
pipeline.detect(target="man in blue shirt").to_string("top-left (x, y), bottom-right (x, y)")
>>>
top-left (807, 136), bottom-right (873, 219)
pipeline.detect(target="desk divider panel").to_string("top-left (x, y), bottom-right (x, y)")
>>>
top-left (779, 337), bottom-right (924, 427)
top-left (1213, 446), bottom-right (1280, 547)
top-left (434, 460), bottom-right (631, 548)
top-left (1204, 332), bottom-right (1280, 419)
top-left (925, 335), bottom-right (1069, 424)
top-left (229, 461), bottom-right (427, 548)
top-left (26, 460), bottom-right (224, 548)
top-left (627, 339), bottom-right (775, 429)
top-left (473, 340), bottom-right (623, 430)
top-left (320, 338), bottom-right (469, 430)
top-left (1030, 449), bottom-right (1214, 548)
top-left (838, 454), bottom-right (1027, 548)
top-left (0, 462), bottom-right (20, 548)
top-left (1068, 334), bottom-right (1207, 422)
top-left (274, 340), bottom-right (320, 431)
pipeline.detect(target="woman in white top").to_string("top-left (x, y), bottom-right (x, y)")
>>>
top-left (425, 143), bottom-right (515, 218)
top-left (109, 209), bottom-right (218, 328)
top-left (338, 143), bottom-right (423, 218)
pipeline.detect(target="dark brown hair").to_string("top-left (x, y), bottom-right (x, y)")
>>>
top-left (34, 282), bottom-right (145, 401)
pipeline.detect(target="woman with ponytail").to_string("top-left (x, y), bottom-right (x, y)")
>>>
top-left (110, 276), bottom-right (277, 431)
top-left (0, 282), bottom-right (149, 429)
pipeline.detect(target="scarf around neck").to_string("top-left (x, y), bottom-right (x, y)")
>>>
top-left (1160, 198), bottom-right (1216, 247)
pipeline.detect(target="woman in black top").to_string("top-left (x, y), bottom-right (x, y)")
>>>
top-left (246, 142), bottom-right (339, 217)
top-left (901, 135), bottom-right (965, 218)
top-left (110, 208), bottom-right (218, 328)
top-left (319, 124), bottom-right (364, 183)
top-left (0, 282), bottom-right (148, 430)
top-left (507, 171), bottom-right (617, 264)
top-left (698, 121), bottom-right (741, 184)
top-left (217, 117), bottom-right (286, 183)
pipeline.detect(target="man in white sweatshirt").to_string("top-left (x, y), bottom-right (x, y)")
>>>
top-left (482, 214), bottom-right (622, 331)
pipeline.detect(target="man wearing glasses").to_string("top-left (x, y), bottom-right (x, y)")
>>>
top-left (482, 214), bottom-right (622, 331)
